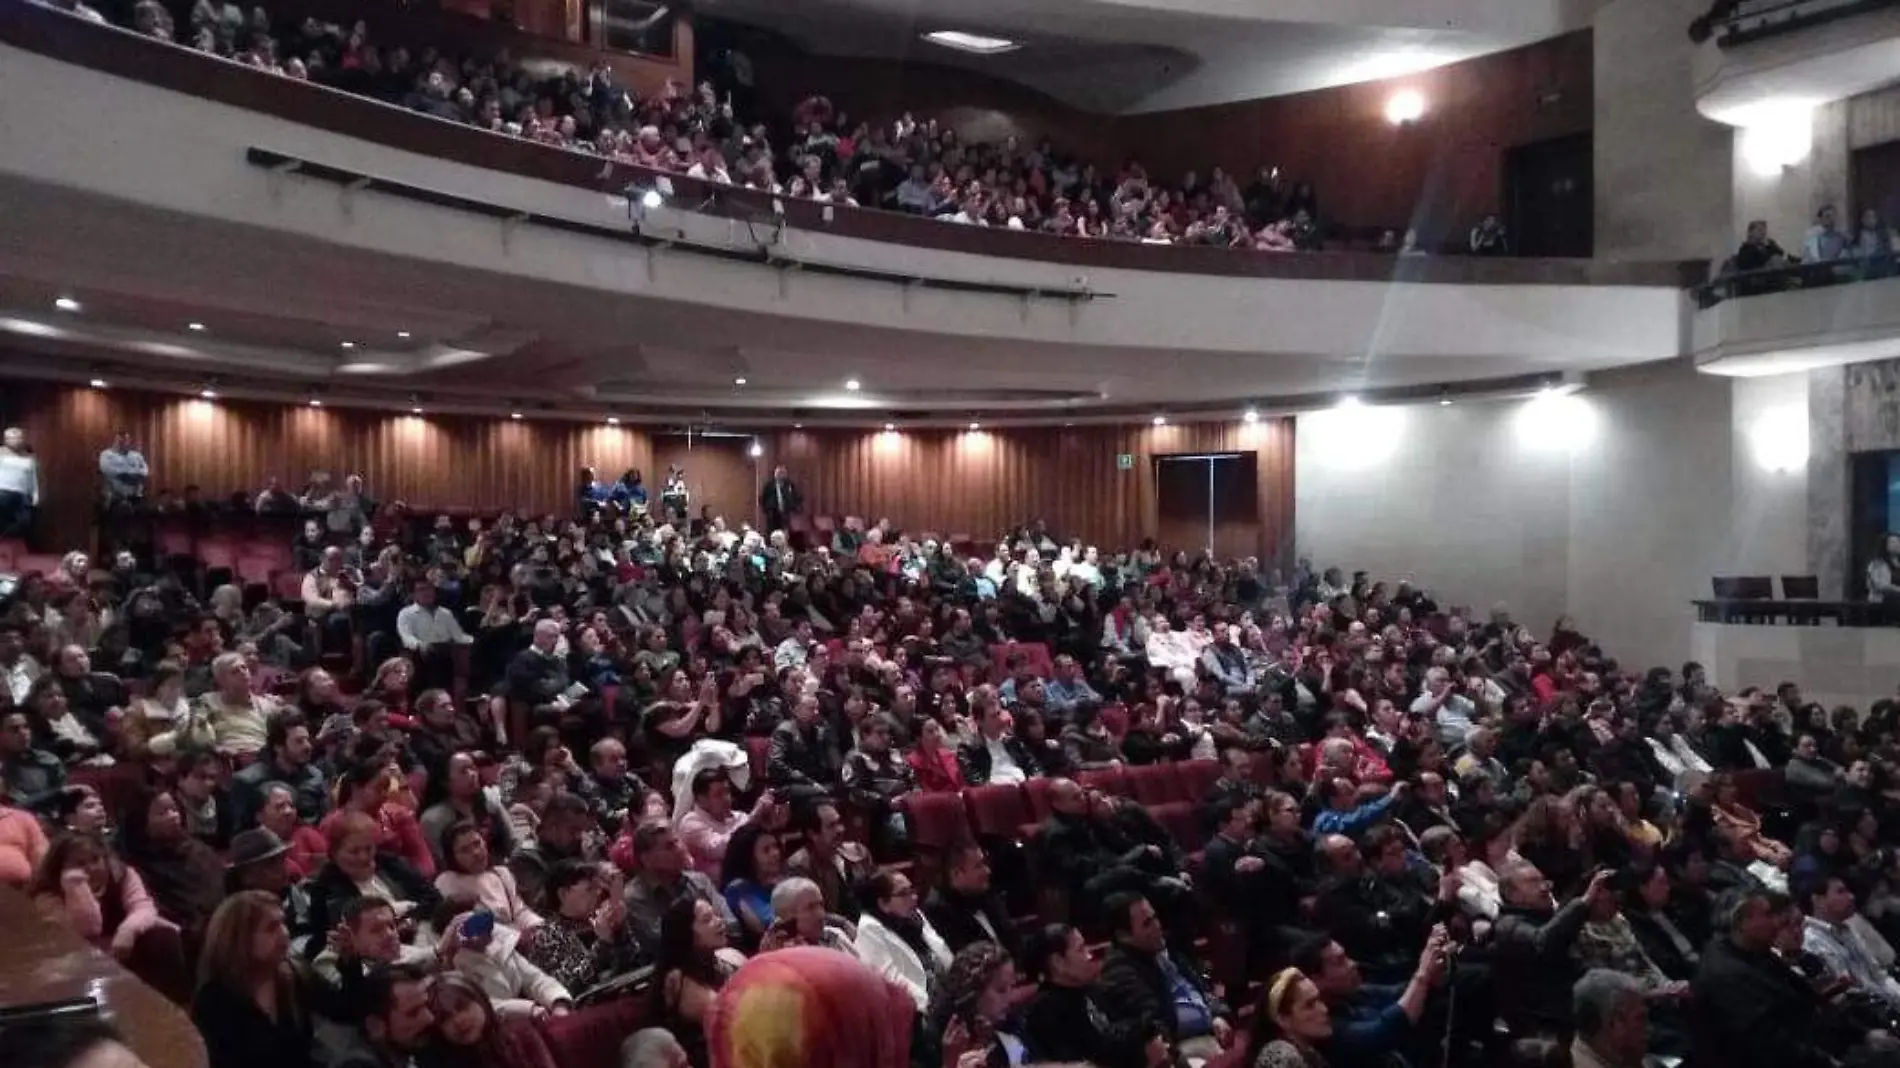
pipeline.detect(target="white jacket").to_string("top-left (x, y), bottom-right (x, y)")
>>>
top-left (854, 912), bottom-right (952, 1009)
top-left (450, 925), bottom-right (572, 1017)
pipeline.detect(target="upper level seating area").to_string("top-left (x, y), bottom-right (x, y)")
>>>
top-left (22, 0), bottom-right (1536, 260)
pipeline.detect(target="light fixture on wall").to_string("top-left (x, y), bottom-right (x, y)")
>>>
top-left (187, 322), bottom-right (206, 332)
top-left (199, 387), bottom-right (218, 400)
top-left (1750, 405), bottom-right (1809, 472)
top-left (89, 377), bottom-right (107, 389)
top-left (845, 378), bottom-right (862, 392)
top-left (1242, 407), bottom-right (1260, 424)
top-left (607, 416), bottom-right (621, 425)
top-left (54, 297), bottom-right (81, 313)
top-left (1738, 99), bottom-right (1816, 177)
top-left (510, 411), bottom-right (523, 420)
top-left (1152, 414), bottom-right (1167, 426)
top-left (748, 440), bottom-right (764, 458)
top-left (1384, 89), bottom-right (1426, 125)
top-left (969, 421), bottom-right (982, 431)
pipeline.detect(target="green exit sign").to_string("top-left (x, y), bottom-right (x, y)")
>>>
top-left (1116, 453), bottom-right (1134, 470)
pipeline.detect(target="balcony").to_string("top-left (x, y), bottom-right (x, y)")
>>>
top-left (1693, 0), bottom-right (1900, 126)
top-left (0, 0), bottom-right (1701, 421)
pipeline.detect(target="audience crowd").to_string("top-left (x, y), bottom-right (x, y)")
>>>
top-left (0, 438), bottom-right (1899, 1068)
top-left (35, 0), bottom-right (1516, 254)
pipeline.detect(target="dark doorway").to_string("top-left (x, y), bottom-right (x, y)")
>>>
top-left (1154, 452), bottom-right (1259, 558)
top-left (1506, 133), bottom-right (1593, 257)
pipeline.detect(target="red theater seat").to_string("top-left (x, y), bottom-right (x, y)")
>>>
top-left (540, 992), bottom-right (655, 1068)
top-left (15, 553), bottom-right (61, 576)
top-left (1126, 763), bottom-right (1183, 806)
top-left (963, 784), bottom-right (1032, 840)
top-left (1175, 759), bottom-right (1223, 802)
top-left (744, 736), bottom-right (771, 791)
top-left (495, 1018), bottom-right (558, 1068)
top-left (902, 791), bottom-right (974, 851)
top-left (1075, 766), bottom-right (1129, 798)
top-left (1021, 777), bottom-right (1057, 822)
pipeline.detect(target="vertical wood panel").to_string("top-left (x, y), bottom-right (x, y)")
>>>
top-left (1, 381), bottom-right (1292, 559)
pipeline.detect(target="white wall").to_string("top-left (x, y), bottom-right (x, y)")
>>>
top-left (1294, 361), bottom-right (1812, 670)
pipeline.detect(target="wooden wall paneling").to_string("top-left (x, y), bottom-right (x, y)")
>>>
top-left (1, 379), bottom-right (1292, 560)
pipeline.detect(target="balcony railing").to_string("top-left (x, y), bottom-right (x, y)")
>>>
top-left (1691, 254), bottom-right (1897, 307)
top-left (1693, 0), bottom-right (1900, 46)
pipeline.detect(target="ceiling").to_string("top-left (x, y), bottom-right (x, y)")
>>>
top-left (700, 0), bottom-right (1608, 113)
top-left (0, 180), bottom-right (1598, 428)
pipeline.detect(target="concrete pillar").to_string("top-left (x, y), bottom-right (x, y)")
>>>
top-left (1594, 0), bottom-right (1735, 261)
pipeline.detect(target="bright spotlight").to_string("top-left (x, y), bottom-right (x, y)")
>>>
top-left (54, 297), bottom-right (81, 312)
top-left (1242, 408), bottom-right (1260, 424)
top-left (641, 189), bottom-right (664, 210)
top-left (845, 379), bottom-right (862, 391)
top-left (1384, 89), bottom-right (1426, 125)
top-left (88, 378), bottom-right (107, 389)
top-left (747, 441), bottom-right (764, 458)
top-left (1152, 415), bottom-right (1167, 426)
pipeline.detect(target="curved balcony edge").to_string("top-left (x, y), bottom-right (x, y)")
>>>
top-left (0, 0), bottom-right (1706, 289)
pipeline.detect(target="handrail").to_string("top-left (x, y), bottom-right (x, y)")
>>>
top-left (0, 0), bottom-right (1707, 288)
top-left (1702, 0), bottom-right (1900, 46)
top-left (1690, 254), bottom-right (1897, 307)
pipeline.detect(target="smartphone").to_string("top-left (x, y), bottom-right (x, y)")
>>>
top-left (460, 909), bottom-right (496, 939)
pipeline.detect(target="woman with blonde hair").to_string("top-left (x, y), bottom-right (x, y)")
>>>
top-left (191, 890), bottom-right (343, 1068)
top-left (1240, 968), bottom-right (1333, 1068)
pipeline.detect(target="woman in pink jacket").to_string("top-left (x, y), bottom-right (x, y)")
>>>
top-left (29, 832), bottom-right (175, 957)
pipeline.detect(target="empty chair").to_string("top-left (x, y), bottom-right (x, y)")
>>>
top-left (1734, 575), bottom-right (1775, 599)
top-left (1781, 575), bottom-right (1819, 598)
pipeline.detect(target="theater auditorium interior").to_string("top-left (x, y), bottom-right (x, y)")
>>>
top-left (13, 0), bottom-right (1900, 1066)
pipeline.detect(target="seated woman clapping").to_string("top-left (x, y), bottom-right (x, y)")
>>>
top-left (520, 859), bottom-right (645, 994)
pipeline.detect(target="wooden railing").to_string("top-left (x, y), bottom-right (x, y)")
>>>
top-left (0, 0), bottom-right (1708, 288)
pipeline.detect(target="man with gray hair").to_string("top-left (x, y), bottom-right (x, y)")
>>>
top-left (621, 1027), bottom-right (688, 1068)
top-left (1571, 970), bottom-right (1646, 1068)
top-left (195, 650), bottom-right (282, 757)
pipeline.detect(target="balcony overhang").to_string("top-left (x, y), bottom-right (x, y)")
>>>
top-left (1695, 0), bottom-right (1900, 126)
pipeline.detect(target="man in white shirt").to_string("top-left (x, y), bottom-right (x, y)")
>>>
top-left (0, 427), bottom-right (39, 537)
top-left (1411, 667), bottom-right (1477, 748)
top-left (1800, 873), bottom-right (1900, 1010)
top-left (396, 577), bottom-right (473, 700)
top-left (775, 618), bottom-right (814, 672)
top-left (196, 651), bottom-right (282, 757)
top-left (97, 430), bottom-right (149, 506)
top-left (0, 623), bottom-right (40, 707)
top-left (302, 545), bottom-right (355, 650)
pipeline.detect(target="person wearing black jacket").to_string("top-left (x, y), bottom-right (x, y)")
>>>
top-left (1038, 780), bottom-right (1188, 931)
top-left (1691, 889), bottom-right (1845, 1068)
top-left (1621, 864), bottom-right (1700, 981)
top-left (1491, 865), bottom-right (1603, 1036)
top-left (1095, 894), bottom-right (1233, 1059)
top-left (302, 813), bottom-right (441, 959)
top-left (1200, 794), bottom-right (1310, 969)
top-left (925, 841), bottom-right (1021, 961)
top-left (1022, 923), bottom-right (1159, 1068)
top-left (503, 619), bottom-right (575, 711)
top-left (1312, 830), bottom-right (1450, 985)
top-left (956, 698), bottom-right (1040, 786)
top-left (767, 694), bottom-right (839, 805)
top-left (758, 466), bottom-right (802, 536)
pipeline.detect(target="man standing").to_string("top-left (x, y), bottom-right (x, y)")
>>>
top-left (0, 427), bottom-right (39, 538)
top-left (98, 430), bottom-right (149, 508)
top-left (758, 465), bottom-right (802, 536)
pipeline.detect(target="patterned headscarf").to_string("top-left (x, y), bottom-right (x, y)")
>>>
top-left (708, 948), bottom-right (915, 1068)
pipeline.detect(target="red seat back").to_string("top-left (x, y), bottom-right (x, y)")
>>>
top-left (1125, 763), bottom-right (1183, 806)
top-left (495, 1016), bottom-right (557, 1068)
top-left (540, 994), bottom-right (655, 1068)
top-left (272, 570), bottom-right (305, 602)
top-left (901, 791), bottom-right (973, 851)
top-left (1075, 766), bottom-right (1129, 798)
top-left (1021, 777), bottom-right (1058, 822)
top-left (1174, 759), bottom-right (1223, 803)
top-left (745, 736), bottom-right (772, 790)
top-left (963, 784), bottom-right (1032, 839)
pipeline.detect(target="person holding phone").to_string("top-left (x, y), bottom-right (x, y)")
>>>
top-left (438, 903), bottom-right (573, 1020)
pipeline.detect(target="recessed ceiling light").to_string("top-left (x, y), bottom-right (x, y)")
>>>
top-left (187, 322), bottom-right (206, 332)
top-left (607, 416), bottom-right (620, 425)
top-left (309, 398), bottom-right (323, 407)
top-left (969, 422), bottom-right (981, 430)
top-left (641, 189), bottom-right (664, 210)
top-left (1242, 408), bottom-right (1260, 424)
top-left (884, 422), bottom-right (896, 431)
top-left (54, 297), bottom-right (81, 312)
top-left (844, 379), bottom-right (862, 391)
top-left (1439, 397), bottom-right (1453, 407)
top-left (510, 412), bottom-right (523, 420)
top-left (88, 378), bottom-right (107, 389)
top-left (1152, 415), bottom-right (1167, 426)
top-left (734, 377), bottom-right (747, 386)
top-left (340, 341), bottom-right (356, 350)
top-left (923, 29), bottom-right (1020, 55)
top-left (411, 406), bottom-right (424, 415)
top-left (199, 388), bottom-right (218, 400)
top-left (1338, 394), bottom-right (1361, 408)
top-left (397, 331), bottom-right (411, 339)
top-left (793, 423), bottom-right (803, 429)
